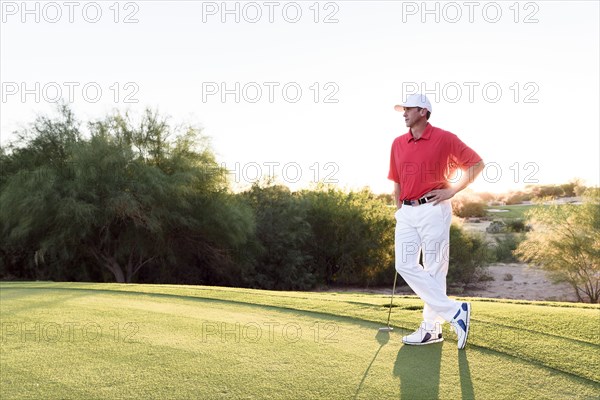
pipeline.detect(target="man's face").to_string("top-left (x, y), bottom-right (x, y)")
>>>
top-left (403, 107), bottom-right (426, 127)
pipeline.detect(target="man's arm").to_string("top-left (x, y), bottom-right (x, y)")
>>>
top-left (394, 182), bottom-right (402, 209)
top-left (425, 160), bottom-right (485, 205)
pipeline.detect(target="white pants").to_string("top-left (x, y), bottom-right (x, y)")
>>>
top-left (394, 200), bottom-right (459, 329)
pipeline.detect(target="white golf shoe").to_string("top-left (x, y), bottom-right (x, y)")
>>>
top-left (402, 323), bottom-right (443, 345)
top-left (450, 302), bottom-right (471, 350)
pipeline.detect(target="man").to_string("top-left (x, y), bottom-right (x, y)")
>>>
top-left (388, 93), bottom-right (484, 349)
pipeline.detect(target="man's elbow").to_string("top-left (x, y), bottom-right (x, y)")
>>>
top-left (470, 160), bottom-right (485, 181)
top-left (475, 160), bottom-right (485, 172)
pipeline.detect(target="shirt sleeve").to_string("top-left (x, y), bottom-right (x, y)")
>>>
top-left (449, 134), bottom-right (482, 169)
top-left (388, 140), bottom-right (400, 183)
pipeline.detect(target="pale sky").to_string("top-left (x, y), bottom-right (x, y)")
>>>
top-left (1, 0), bottom-right (599, 194)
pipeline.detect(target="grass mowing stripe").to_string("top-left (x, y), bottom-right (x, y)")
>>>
top-left (467, 302), bottom-right (600, 344)
top-left (470, 316), bottom-right (598, 347)
top-left (1, 287), bottom-right (393, 333)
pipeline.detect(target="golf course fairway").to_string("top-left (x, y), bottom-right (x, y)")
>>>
top-left (1, 282), bottom-right (599, 399)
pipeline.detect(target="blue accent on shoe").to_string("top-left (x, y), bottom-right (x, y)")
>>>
top-left (457, 319), bottom-right (466, 332)
top-left (453, 308), bottom-right (461, 319)
top-left (462, 303), bottom-right (468, 311)
top-left (422, 332), bottom-right (431, 343)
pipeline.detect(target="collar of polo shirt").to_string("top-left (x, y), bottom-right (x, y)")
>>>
top-left (408, 123), bottom-right (434, 143)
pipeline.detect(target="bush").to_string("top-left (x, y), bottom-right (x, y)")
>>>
top-left (503, 191), bottom-right (531, 205)
top-left (239, 184), bottom-right (316, 290)
top-left (452, 200), bottom-right (487, 218)
top-left (300, 186), bottom-right (395, 286)
top-left (486, 220), bottom-right (506, 233)
top-left (506, 219), bottom-right (531, 233)
top-left (236, 184), bottom-right (397, 290)
top-left (516, 189), bottom-right (600, 303)
top-left (494, 233), bottom-right (524, 263)
top-left (448, 224), bottom-right (494, 286)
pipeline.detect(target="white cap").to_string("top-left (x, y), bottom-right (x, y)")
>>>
top-left (394, 93), bottom-right (433, 113)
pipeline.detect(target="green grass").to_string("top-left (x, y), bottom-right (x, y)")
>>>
top-left (1, 282), bottom-right (599, 399)
top-left (485, 204), bottom-right (561, 221)
top-left (486, 204), bottom-right (535, 220)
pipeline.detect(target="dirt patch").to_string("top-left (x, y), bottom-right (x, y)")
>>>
top-left (457, 220), bottom-right (578, 302)
top-left (460, 220), bottom-right (493, 234)
top-left (460, 262), bottom-right (577, 302)
top-left (333, 263), bottom-right (578, 303)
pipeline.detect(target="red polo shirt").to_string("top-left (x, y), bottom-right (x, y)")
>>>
top-left (388, 123), bottom-right (482, 200)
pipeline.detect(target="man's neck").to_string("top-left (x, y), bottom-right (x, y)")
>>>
top-left (410, 121), bottom-right (428, 140)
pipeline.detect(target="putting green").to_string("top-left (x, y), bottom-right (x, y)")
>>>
top-left (1, 282), bottom-right (598, 399)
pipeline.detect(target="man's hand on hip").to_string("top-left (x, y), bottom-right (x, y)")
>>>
top-left (425, 188), bottom-right (457, 205)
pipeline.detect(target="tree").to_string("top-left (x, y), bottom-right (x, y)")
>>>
top-left (0, 105), bottom-right (89, 281)
top-left (515, 189), bottom-right (600, 303)
top-left (0, 106), bottom-right (254, 283)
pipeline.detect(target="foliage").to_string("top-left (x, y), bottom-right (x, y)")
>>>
top-left (477, 192), bottom-right (497, 203)
top-left (447, 224), bottom-right (494, 286)
top-left (238, 184), bottom-right (315, 290)
top-left (452, 200), bottom-right (487, 218)
top-left (0, 107), bottom-right (398, 289)
top-left (515, 189), bottom-right (600, 303)
top-left (505, 219), bottom-right (531, 233)
top-left (502, 180), bottom-right (587, 205)
top-left (0, 106), bottom-right (253, 283)
top-left (494, 233), bottom-right (525, 263)
top-left (529, 184), bottom-right (565, 199)
top-left (502, 191), bottom-right (532, 205)
top-left (300, 185), bottom-right (395, 285)
top-left (558, 179), bottom-right (582, 198)
top-left (486, 220), bottom-right (507, 234)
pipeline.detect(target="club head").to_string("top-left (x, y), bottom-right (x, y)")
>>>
top-left (378, 326), bottom-right (393, 332)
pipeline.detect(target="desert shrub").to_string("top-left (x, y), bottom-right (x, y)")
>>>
top-left (504, 191), bottom-right (531, 205)
top-left (486, 220), bottom-right (506, 234)
top-left (452, 200), bottom-right (487, 218)
top-left (506, 219), bottom-right (531, 233)
top-left (516, 189), bottom-right (600, 303)
top-left (448, 224), bottom-right (495, 286)
top-left (495, 233), bottom-right (525, 263)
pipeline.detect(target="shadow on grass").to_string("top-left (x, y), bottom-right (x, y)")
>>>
top-left (394, 342), bottom-right (443, 400)
top-left (353, 330), bottom-right (390, 400)
top-left (458, 350), bottom-right (474, 400)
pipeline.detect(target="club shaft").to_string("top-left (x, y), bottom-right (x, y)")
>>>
top-left (385, 272), bottom-right (398, 327)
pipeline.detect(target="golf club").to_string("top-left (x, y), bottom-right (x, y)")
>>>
top-left (379, 271), bottom-right (398, 332)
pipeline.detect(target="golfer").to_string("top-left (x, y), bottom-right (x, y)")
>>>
top-left (388, 93), bottom-right (484, 349)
